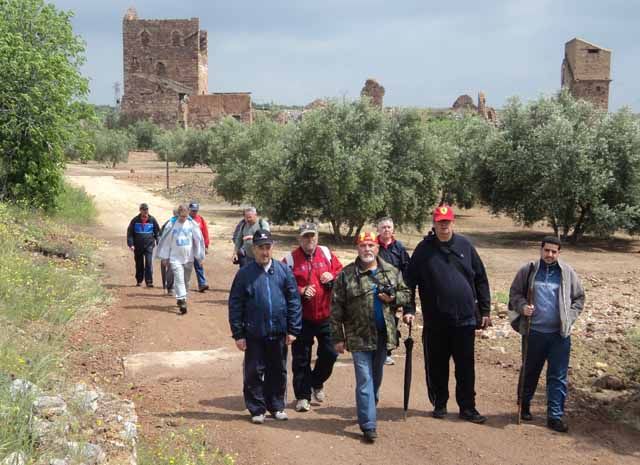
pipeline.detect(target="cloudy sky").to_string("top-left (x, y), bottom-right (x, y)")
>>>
top-left (52, 0), bottom-right (639, 111)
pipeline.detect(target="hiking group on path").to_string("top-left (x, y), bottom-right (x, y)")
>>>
top-left (126, 202), bottom-right (585, 443)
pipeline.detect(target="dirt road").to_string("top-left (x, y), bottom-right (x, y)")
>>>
top-left (67, 167), bottom-right (640, 465)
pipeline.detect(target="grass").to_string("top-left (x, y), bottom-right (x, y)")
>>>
top-left (0, 184), bottom-right (108, 463)
top-left (138, 426), bottom-right (236, 465)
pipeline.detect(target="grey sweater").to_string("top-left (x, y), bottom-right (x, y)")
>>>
top-left (508, 259), bottom-right (585, 338)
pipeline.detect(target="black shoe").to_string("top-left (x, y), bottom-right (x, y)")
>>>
top-left (146, 283), bottom-right (154, 288)
top-left (198, 284), bottom-right (209, 293)
top-left (547, 418), bottom-right (569, 433)
top-left (136, 282), bottom-right (142, 287)
top-left (520, 406), bottom-right (533, 421)
top-left (362, 429), bottom-right (377, 443)
top-left (167, 288), bottom-right (173, 295)
top-left (459, 408), bottom-right (487, 424)
top-left (432, 406), bottom-right (448, 419)
top-left (177, 299), bottom-right (187, 315)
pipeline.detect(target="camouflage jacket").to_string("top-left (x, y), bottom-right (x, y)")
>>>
top-left (330, 257), bottom-right (411, 352)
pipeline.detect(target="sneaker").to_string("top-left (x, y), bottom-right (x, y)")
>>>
top-left (363, 429), bottom-right (377, 443)
top-left (177, 299), bottom-right (187, 315)
top-left (547, 417), bottom-right (569, 433)
top-left (432, 406), bottom-right (448, 419)
top-left (273, 410), bottom-right (288, 421)
top-left (295, 399), bottom-right (311, 412)
top-left (251, 414), bottom-right (265, 424)
top-left (198, 284), bottom-right (209, 293)
top-left (520, 405), bottom-right (533, 421)
top-left (384, 356), bottom-right (395, 365)
top-left (312, 388), bottom-right (325, 403)
top-left (459, 408), bottom-right (487, 424)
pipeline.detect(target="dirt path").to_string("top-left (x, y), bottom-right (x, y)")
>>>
top-left (66, 168), bottom-right (640, 465)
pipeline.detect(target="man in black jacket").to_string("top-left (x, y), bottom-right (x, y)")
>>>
top-left (126, 203), bottom-right (161, 287)
top-left (405, 205), bottom-right (491, 423)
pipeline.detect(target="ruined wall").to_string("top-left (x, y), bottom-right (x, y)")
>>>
top-left (562, 38), bottom-right (611, 111)
top-left (361, 79), bottom-right (385, 107)
top-left (121, 8), bottom-right (206, 126)
top-left (186, 93), bottom-right (253, 128)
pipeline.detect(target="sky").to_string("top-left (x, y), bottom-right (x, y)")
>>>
top-left (52, 0), bottom-right (639, 111)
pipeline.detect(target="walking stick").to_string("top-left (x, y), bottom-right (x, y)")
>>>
top-left (517, 264), bottom-right (535, 425)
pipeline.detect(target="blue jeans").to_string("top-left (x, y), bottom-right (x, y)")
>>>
top-left (193, 258), bottom-right (207, 287)
top-left (521, 330), bottom-right (571, 420)
top-left (351, 332), bottom-right (387, 431)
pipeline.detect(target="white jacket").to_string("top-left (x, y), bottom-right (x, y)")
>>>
top-left (155, 216), bottom-right (205, 265)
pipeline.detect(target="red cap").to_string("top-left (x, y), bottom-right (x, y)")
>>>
top-left (433, 205), bottom-right (455, 222)
top-left (356, 231), bottom-right (378, 245)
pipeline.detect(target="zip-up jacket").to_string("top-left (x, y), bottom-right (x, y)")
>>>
top-left (405, 232), bottom-right (491, 328)
top-left (229, 260), bottom-right (302, 340)
top-left (283, 246), bottom-right (343, 323)
top-left (191, 214), bottom-right (210, 248)
top-left (331, 257), bottom-right (411, 352)
top-left (126, 214), bottom-right (160, 251)
top-left (508, 259), bottom-right (585, 338)
top-left (378, 238), bottom-right (414, 313)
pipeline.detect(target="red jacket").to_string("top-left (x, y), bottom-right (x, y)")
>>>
top-left (192, 214), bottom-right (210, 248)
top-left (283, 246), bottom-right (343, 322)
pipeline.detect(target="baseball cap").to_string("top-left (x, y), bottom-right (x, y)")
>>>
top-left (356, 231), bottom-right (378, 245)
top-left (433, 205), bottom-right (455, 222)
top-left (188, 201), bottom-right (199, 211)
top-left (139, 203), bottom-right (149, 210)
top-left (299, 222), bottom-right (318, 236)
top-left (252, 229), bottom-right (273, 246)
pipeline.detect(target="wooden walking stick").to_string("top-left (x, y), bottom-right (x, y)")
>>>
top-left (517, 264), bottom-right (535, 425)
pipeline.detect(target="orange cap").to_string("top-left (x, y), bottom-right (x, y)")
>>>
top-left (433, 205), bottom-right (455, 222)
top-left (356, 231), bottom-right (378, 245)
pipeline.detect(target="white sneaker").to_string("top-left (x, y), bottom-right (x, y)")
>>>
top-left (273, 410), bottom-right (288, 421)
top-left (384, 356), bottom-right (395, 365)
top-left (251, 414), bottom-right (265, 424)
top-left (312, 388), bottom-right (326, 403)
top-left (295, 399), bottom-right (311, 412)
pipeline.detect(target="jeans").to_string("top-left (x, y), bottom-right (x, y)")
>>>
top-left (423, 325), bottom-right (476, 411)
top-left (170, 262), bottom-right (193, 300)
top-left (193, 258), bottom-right (207, 287)
top-left (134, 247), bottom-right (154, 284)
top-left (161, 260), bottom-right (174, 291)
top-left (351, 332), bottom-right (387, 431)
top-left (292, 319), bottom-right (338, 401)
top-left (243, 336), bottom-right (288, 416)
top-left (520, 330), bottom-right (571, 420)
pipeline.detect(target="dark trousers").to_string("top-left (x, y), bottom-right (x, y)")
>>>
top-left (520, 330), bottom-right (571, 420)
top-left (134, 247), bottom-right (153, 284)
top-left (193, 258), bottom-right (207, 287)
top-left (423, 325), bottom-right (476, 411)
top-left (292, 319), bottom-right (338, 400)
top-left (243, 336), bottom-right (288, 416)
top-left (161, 260), bottom-right (174, 291)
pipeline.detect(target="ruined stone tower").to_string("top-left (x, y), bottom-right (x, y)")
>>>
top-left (121, 7), bottom-right (251, 128)
top-left (360, 79), bottom-right (385, 107)
top-left (561, 38), bottom-right (611, 111)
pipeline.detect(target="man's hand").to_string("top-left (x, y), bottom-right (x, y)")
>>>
top-left (129, 245), bottom-right (135, 252)
top-left (235, 339), bottom-right (247, 351)
top-left (205, 247), bottom-right (209, 255)
top-left (522, 304), bottom-right (535, 317)
top-left (161, 259), bottom-right (169, 266)
top-left (334, 342), bottom-right (345, 354)
top-left (481, 316), bottom-right (492, 329)
top-left (319, 272), bottom-right (334, 284)
top-left (303, 285), bottom-right (317, 299)
top-left (232, 253), bottom-right (238, 263)
top-left (378, 293), bottom-right (395, 304)
top-left (403, 314), bottom-right (415, 325)
top-left (286, 334), bottom-right (296, 345)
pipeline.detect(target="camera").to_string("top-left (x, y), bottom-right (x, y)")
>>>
top-left (322, 280), bottom-right (334, 290)
top-left (378, 283), bottom-right (395, 296)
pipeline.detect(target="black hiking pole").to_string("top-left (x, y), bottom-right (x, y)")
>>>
top-left (517, 265), bottom-right (535, 425)
top-left (403, 322), bottom-right (414, 420)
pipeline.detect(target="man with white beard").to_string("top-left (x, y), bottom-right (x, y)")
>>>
top-left (330, 231), bottom-right (411, 443)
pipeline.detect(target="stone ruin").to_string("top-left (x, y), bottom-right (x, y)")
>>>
top-left (561, 37), bottom-right (611, 111)
top-left (360, 78), bottom-right (385, 107)
top-left (451, 92), bottom-right (497, 123)
top-left (120, 8), bottom-right (252, 128)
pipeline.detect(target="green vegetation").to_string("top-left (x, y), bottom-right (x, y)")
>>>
top-left (138, 426), bottom-right (235, 465)
top-left (0, 184), bottom-right (108, 462)
top-left (93, 128), bottom-right (135, 168)
top-left (0, 0), bottom-right (91, 209)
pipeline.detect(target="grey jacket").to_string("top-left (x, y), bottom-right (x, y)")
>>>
top-left (508, 259), bottom-right (585, 338)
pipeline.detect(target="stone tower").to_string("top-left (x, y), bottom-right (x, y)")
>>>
top-left (360, 78), bottom-right (385, 107)
top-left (561, 38), bottom-right (611, 111)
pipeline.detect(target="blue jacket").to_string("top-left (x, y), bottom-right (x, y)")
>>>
top-left (126, 214), bottom-right (160, 251)
top-left (229, 260), bottom-right (302, 340)
top-left (406, 232), bottom-right (491, 328)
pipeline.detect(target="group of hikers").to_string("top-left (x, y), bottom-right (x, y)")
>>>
top-left (127, 202), bottom-right (585, 443)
